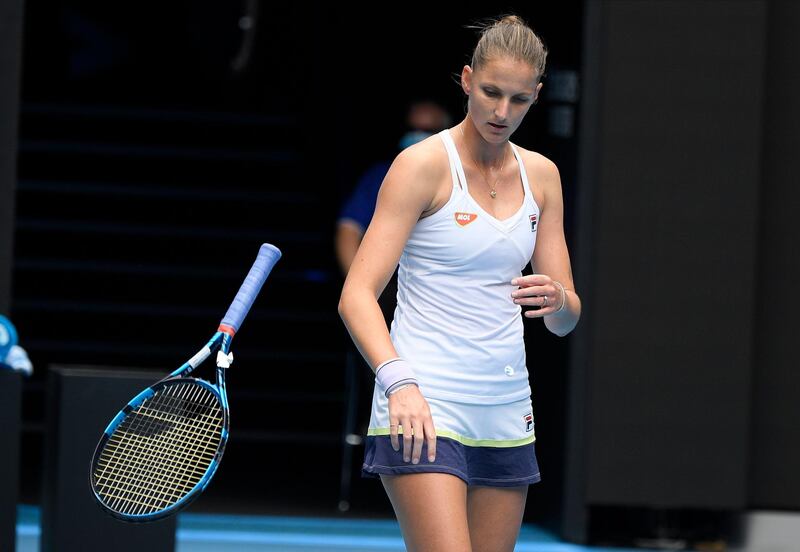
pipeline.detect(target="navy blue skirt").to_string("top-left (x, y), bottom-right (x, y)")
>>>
top-left (362, 434), bottom-right (541, 487)
top-left (362, 392), bottom-right (541, 487)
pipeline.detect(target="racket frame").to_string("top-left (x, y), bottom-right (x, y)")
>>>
top-left (89, 331), bottom-right (232, 522)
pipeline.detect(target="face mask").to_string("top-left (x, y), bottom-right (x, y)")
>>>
top-left (398, 130), bottom-right (433, 150)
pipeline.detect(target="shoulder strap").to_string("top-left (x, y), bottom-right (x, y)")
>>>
top-left (439, 129), bottom-right (468, 191)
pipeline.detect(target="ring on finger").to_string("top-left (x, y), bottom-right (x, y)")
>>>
top-left (542, 295), bottom-right (549, 307)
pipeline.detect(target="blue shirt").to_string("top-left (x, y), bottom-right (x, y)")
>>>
top-left (338, 161), bottom-right (392, 232)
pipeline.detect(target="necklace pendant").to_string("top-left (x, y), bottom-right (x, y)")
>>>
top-left (490, 190), bottom-right (497, 199)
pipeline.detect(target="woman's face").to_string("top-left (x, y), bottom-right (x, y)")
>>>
top-left (462, 57), bottom-right (542, 144)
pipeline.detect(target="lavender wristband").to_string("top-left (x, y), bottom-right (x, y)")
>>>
top-left (375, 358), bottom-right (418, 398)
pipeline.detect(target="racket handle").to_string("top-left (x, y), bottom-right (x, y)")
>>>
top-left (219, 243), bottom-right (282, 335)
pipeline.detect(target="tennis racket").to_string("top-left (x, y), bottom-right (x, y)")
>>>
top-left (89, 243), bottom-right (281, 522)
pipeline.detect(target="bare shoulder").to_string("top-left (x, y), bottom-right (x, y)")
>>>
top-left (512, 144), bottom-right (562, 210)
top-left (513, 144), bottom-right (560, 187)
top-left (388, 133), bottom-right (449, 184)
top-left (381, 133), bottom-right (451, 213)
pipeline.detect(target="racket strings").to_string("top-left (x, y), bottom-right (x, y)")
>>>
top-left (102, 384), bottom-right (221, 510)
top-left (96, 384), bottom-right (222, 514)
top-left (102, 402), bottom-right (216, 501)
top-left (93, 382), bottom-right (224, 516)
top-left (95, 386), bottom-right (215, 512)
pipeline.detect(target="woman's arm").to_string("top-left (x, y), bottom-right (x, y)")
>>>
top-left (338, 144), bottom-right (446, 464)
top-left (513, 155), bottom-right (581, 337)
top-left (338, 146), bottom-right (441, 365)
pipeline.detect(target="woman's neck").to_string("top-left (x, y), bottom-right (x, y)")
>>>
top-left (458, 118), bottom-right (508, 167)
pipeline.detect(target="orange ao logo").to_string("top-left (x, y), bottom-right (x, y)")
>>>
top-left (454, 212), bottom-right (477, 227)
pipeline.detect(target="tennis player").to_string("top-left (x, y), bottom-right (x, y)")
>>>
top-left (339, 15), bottom-right (581, 552)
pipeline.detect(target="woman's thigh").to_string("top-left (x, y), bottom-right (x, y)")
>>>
top-left (381, 473), bottom-right (472, 552)
top-left (466, 485), bottom-right (528, 552)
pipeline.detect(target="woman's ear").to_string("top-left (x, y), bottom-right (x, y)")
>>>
top-left (533, 81), bottom-right (543, 104)
top-left (461, 65), bottom-right (473, 95)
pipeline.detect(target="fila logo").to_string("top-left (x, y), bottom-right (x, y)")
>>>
top-left (523, 412), bottom-right (534, 433)
top-left (529, 214), bottom-right (538, 232)
top-left (455, 212), bottom-right (478, 227)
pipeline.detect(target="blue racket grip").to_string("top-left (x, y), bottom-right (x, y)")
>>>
top-left (219, 243), bottom-right (281, 335)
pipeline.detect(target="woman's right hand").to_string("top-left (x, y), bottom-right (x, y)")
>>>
top-left (388, 385), bottom-right (437, 464)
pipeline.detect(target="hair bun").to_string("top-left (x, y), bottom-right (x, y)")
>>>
top-left (469, 13), bottom-right (547, 79)
top-left (499, 15), bottom-right (524, 26)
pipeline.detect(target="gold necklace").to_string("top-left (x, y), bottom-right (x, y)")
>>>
top-left (459, 125), bottom-right (506, 199)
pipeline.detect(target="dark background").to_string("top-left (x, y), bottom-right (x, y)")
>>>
top-left (9, 0), bottom-right (583, 530)
top-left (2, 0), bottom-right (799, 547)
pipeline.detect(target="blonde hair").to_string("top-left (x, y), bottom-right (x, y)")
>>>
top-left (470, 15), bottom-right (547, 81)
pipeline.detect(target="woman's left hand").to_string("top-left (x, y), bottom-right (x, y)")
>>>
top-left (511, 274), bottom-right (564, 317)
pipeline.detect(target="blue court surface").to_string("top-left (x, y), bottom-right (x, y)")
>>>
top-left (15, 505), bottom-right (639, 552)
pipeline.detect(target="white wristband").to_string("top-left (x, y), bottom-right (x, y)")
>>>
top-left (386, 383), bottom-right (416, 396)
top-left (375, 358), bottom-right (418, 398)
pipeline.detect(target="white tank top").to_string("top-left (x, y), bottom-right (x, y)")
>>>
top-left (389, 129), bottom-right (540, 405)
